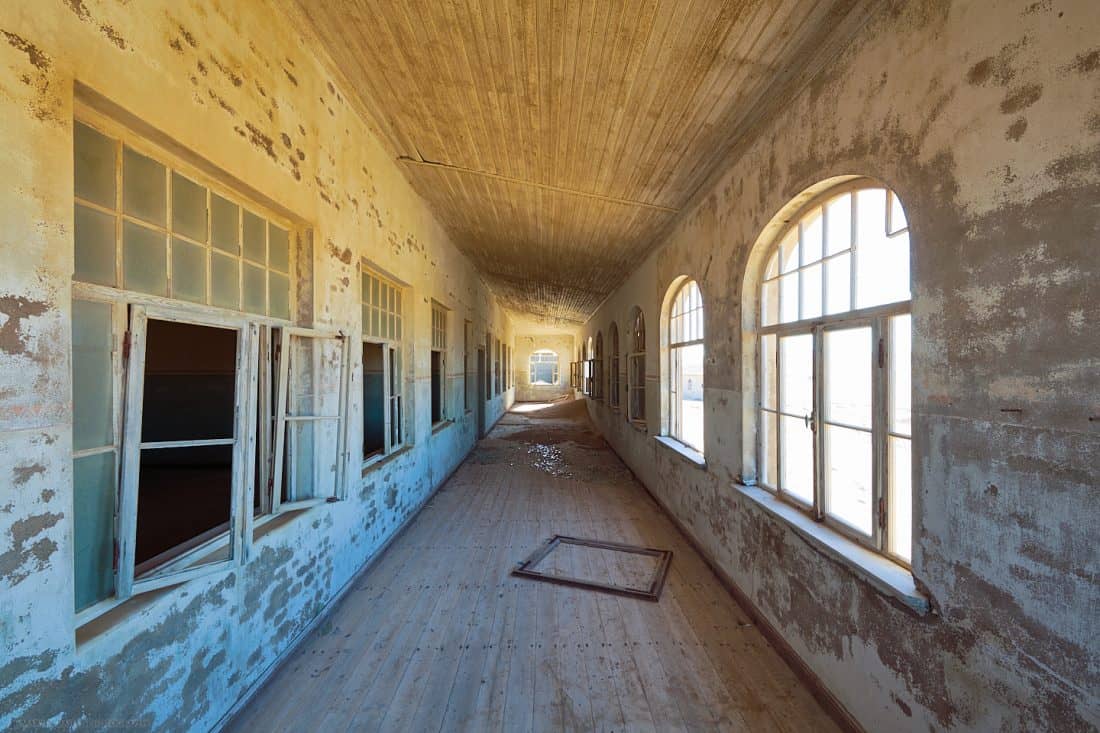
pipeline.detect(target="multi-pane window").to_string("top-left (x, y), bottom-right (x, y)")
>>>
top-left (493, 337), bottom-right (502, 395)
top-left (608, 323), bottom-right (621, 408)
top-left (628, 307), bottom-right (646, 424)
top-left (70, 111), bottom-right (347, 622)
top-left (529, 350), bottom-right (560, 384)
top-left (758, 183), bottom-right (912, 564)
top-left (74, 121), bottom-right (292, 319)
top-left (431, 302), bottom-right (448, 423)
top-left (463, 321), bottom-right (472, 411)
top-left (592, 333), bottom-right (605, 400)
top-left (361, 268), bottom-right (404, 458)
top-left (582, 337), bottom-right (594, 396)
top-left (667, 280), bottom-right (705, 453)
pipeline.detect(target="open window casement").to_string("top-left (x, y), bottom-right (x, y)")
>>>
top-left (117, 305), bottom-right (257, 598)
top-left (271, 326), bottom-right (350, 514)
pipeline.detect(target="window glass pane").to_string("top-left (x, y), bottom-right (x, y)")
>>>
top-left (72, 299), bottom-right (113, 450)
top-left (172, 173), bottom-right (207, 242)
top-left (855, 187), bottom-right (909, 308)
top-left (123, 147), bottom-right (166, 226)
top-left (825, 193), bottom-right (852, 255)
top-left (824, 425), bottom-right (873, 535)
top-left (779, 334), bottom-right (812, 416)
top-left (74, 122), bottom-right (116, 208)
top-left (890, 314), bottom-right (912, 435)
top-left (888, 436), bottom-right (912, 562)
top-left (780, 414), bottom-right (813, 504)
top-left (825, 252), bottom-right (851, 315)
top-left (269, 226), bottom-right (290, 272)
top-left (801, 208), bottom-right (823, 264)
top-left (211, 253), bottom-right (240, 310)
top-left (243, 263), bottom-right (266, 315)
top-left (761, 279), bottom-right (778, 326)
top-left (269, 272), bottom-right (290, 320)
top-left (243, 211), bottom-right (266, 263)
top-left (800, 263), bottom-right (822, 320)
top-left (123, 220), bottom-right (167, 296)
top-left (73, 451), bottom-right (116, 610)
top-left (779, 272), bottom-right (799, 323)
top-left (760, 410), bottom-right (777, 487)
top-left (824, 327), bottom-right (872, 428)
top-left (760, 334), bottom-right (776, 410)
top-left (211, 193), bottom-right (239, 254)
top-left (75, 204), bottom-right (117, 286)
top-left (779, 228), bottom-right (798, 273)
top-left (171, 237), bottom-right (206, 304)
top-left (674, 343), bottom-right (704, 452)
top-left (857, 229), bottom-right (910, 309)
top-left (764, 251), bottom-right (778, 280)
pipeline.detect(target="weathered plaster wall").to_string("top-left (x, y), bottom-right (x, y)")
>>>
top-left (583, 2), bottom-right (1099, 731)
top-left (0, 1), bottom-right (512, 730)
top-left (514, 334), bottom-right (574, 402)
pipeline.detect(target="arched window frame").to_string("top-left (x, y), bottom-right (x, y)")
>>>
top-left (528, 349), bottom-right (560, 385)
top-left (608, 322), bottom-right (621, 409)
top-left (627, 306), bottom-right (646, 425)
top-left (660, 277), bottom-right (705, 454)
top-left (593, 331), bottom-right (604, 400)
top-left (743, 177), bottom-right (913, 566)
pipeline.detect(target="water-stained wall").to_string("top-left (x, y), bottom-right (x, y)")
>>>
top-left (0, 1), bottom-right (513, 730)
top-left (514, 334), bottom-right (575, 403)
top-left (583, 2), bottom-right (1098, 731)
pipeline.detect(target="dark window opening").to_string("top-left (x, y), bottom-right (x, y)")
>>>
top-left (431, 350), bottom-right (444, 423)
top-left (135, 319), bottom-right (236, 572)
top-left (363, 341), bottom-right (385, 458)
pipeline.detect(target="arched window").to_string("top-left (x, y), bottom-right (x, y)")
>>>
top-left (756, 181), bottom-right (912, 563)
top-left (583, 336), bottom-right (595, 395)
top-left (662, 279), bottom-right (705, 453)
top-left (627, 306), bottom-right (646, 424)
top-left (529, 350), bottom-right (559, 385)
top-left (608, 322), bottom-right (620, 408)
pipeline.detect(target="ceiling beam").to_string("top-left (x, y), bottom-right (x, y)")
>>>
top-left (397, 157), bottom-right (680, 214)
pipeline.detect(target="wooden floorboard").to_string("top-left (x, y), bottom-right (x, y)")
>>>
top-left (224, 403), bottom-right (842, 733)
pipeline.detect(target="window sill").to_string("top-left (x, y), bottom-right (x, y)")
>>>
top-left (629, 419), bottom-right (647, 433)
top-left (654, 435), bottom-right (706, 469)
top-left (362, 445), bottom-right (411, 475)
top-left (432, 419), bottom-right (454, 435)
top-left (733, 484), bottom-right (931, 616)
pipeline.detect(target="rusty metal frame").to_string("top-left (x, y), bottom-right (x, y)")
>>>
top-left (512, 535), bottom-right (673, 602)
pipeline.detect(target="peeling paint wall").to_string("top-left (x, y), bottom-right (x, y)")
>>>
top-left (0, 1), bottom-right (513, 730)
top-left (582, 2), bottom-right (1099, 731)
top-left (514, 334), bottom-right (575, 403)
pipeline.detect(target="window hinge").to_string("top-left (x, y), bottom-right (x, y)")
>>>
top-left (877, 338), bottom-right (885, 368)
top-left (878, 496), bottom-right (887, 529)
top-left (112, 538), bottom-right (120, 570)
top-left (122, 331), bottom-right (131, 361)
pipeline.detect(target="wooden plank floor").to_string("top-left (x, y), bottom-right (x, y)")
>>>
top-left (226, 402), bottom-right (841, 733)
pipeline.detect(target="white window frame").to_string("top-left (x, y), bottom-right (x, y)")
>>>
top-left (609, 323), bottom-right (621, 409)
top-left (627, 309), bottom-right (646, 425)
top-left (271, 326), bottom-right (349, 515)
top-left (528, 350), bottom-right (560, 385)
top-left (70, 100), bottom-right (312, 625)
top-left (116, 303), bottom-right (256, 599)
top-left (431, 302), bottom-right (448, 424)
top-left (360, 266), bottom-right (405, 463)
top-left (664, 279), bottom-right (705, 451)
top-left (757, 182), bottom-right (912, 565)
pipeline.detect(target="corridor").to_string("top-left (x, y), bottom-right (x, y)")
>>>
top-left (225, 401), bottom-right (840, 732)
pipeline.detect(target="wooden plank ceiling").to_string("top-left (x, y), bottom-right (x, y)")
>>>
top-left (286, 0), bottom-right (876, 326)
